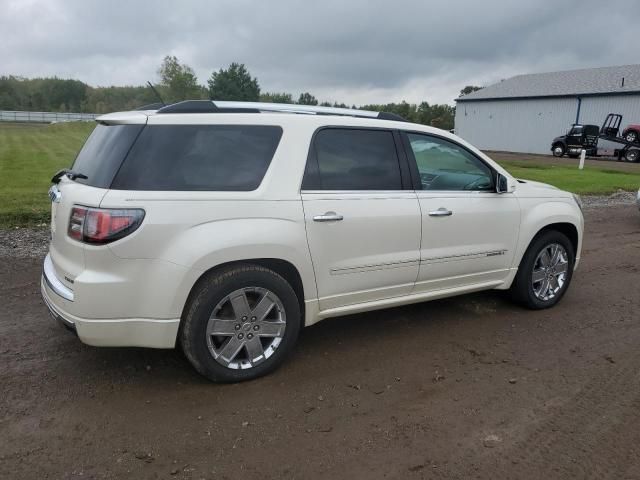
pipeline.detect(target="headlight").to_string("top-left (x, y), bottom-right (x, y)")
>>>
top-left (572, 193), bottom-right (583, 212)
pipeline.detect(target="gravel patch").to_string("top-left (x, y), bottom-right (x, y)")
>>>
top-left (581, 191), bottom-right (637, 209)
top-left (0, 227), bottom-right (50, 258)
top-left (0, 192), bottom-right (637, 259)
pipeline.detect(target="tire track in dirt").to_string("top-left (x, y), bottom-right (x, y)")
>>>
top-left (484, 355), bottom-right (640, 479)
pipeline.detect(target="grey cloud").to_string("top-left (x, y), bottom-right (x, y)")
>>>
top-left (1, 0), bottom-right (638, 104)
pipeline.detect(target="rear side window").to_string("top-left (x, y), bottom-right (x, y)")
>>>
top-left (72, 124), bottom-right (143, 188)
top-left (112, 125), bottom-right (282, 191)
top-left (302, 128), bottom-right (402, 190)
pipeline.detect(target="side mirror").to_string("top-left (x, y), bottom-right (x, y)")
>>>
top-left (496, 173), bottom-right (516, 194)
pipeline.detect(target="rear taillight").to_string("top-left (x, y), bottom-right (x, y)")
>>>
top-left (67, 206), bottom-right (145, 244)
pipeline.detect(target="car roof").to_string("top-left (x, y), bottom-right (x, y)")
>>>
top-left (95, 100), bottom-right (449, 136)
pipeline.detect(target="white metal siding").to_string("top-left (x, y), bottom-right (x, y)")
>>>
top-left (577, 96), bottom-right (640, 152)
top-left (577, 95), bottom-right (640, 127)
top-left (455, 98), bottom-right (578, 155)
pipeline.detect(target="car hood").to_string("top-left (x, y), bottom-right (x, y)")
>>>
top-left (514, 179), bottom-right (572, 198)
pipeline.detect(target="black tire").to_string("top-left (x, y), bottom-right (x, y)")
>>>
top-left (510, 230), bottom-right (575, 310)
top-left (552, 144), bottom-right (565, 157)
top-left (180, 264), bottom-right (301, 382)
top-left (625, 149), bottom-right (639, 163)
top-left (625, 130), bottom-right (639, 143)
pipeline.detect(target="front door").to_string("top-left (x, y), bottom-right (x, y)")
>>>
top-left (401, 131), bottom-right (520, 292)
top-left (301, 127), bottom-right (421, 311)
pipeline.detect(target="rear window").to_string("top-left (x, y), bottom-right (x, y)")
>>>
top-left (111, 125), bottom-right (283, 191)
top-left (302, 128), bottom-right (402, 190)
top-left (72, 124), bottom-right (143, 188)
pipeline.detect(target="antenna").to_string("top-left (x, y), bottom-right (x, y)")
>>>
top-left (147, 81), bottom-right (166, 105)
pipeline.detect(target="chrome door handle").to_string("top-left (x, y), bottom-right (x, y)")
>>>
top-left (428, 208), bottom-right (453, 217)
top-left (313, 212), bottom-right (344, 222)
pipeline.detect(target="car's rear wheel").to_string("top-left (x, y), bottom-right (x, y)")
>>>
top-left (552, 144), bottom-right (565, 157)
top-left (510, 230), bottom-right (575, 309)
top-left (625, 149), bottom-right (639, 163)
top-left (180, 264), bottom-right (301, 382)
top-left (625, 130), bottom-right (639, 143)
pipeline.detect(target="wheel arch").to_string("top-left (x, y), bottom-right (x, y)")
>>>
top-left (180, 258), bottom-right (307, 325)
top-left (516, 220), bottom-right (580, 269)
top-left (502, 217), bottom-right (581, 291)
top-left (511, 199), bottom-right (583, 275)
top-left (531, 222), bottom-right (579, 257)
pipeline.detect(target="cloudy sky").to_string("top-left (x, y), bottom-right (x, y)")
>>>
top-left (1, 0), bottom-right (638, 105)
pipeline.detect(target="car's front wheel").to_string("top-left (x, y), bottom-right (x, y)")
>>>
top-left (510, 230), bottom-right (575, 309)
top-left (180, 264), bottom-right (301, 382)
top-left (552, 144), bottom-right (565, 157)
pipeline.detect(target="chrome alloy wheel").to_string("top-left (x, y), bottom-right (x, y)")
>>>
top-left (531, 243), bottom-right (569, 301)
top-left (206, 287), bottom-right (286, 370)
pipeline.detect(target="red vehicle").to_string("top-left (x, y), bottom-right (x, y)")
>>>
top-left (622, 124), bottom-right (640, 143)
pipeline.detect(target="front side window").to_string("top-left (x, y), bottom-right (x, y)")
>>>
top-left (112, 125), bottom-right (282, 191)
top-left (302, 128), bottom-right (402, 190)
top-left (405, 133), bottom-right (494, 191)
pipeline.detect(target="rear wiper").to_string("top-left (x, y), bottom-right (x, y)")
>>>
top-left (51, 169), bottom-right (88, 183)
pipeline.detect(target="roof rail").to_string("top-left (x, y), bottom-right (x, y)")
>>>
top-left (135, 102), bottom-right (167, 111)
top-left (156, 100), bottom-right (407, 121)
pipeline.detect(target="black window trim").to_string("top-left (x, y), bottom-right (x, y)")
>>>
top-left (399, 130), bottom-right (498, 192)
top-left (300, 125), bottom-right (414, 192)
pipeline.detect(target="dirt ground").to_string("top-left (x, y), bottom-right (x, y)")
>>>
top-left (1, 204), bottom-right (640, 480)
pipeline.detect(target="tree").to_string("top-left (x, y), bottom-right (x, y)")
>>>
top-left (208, 63), bottom-right (260, 101)
top-left (459, 85), bottom-right (482, 96)
top-left (297, 92), bottom-right (318, 105)
top-left (260, 92), bottom-right (293, 103)
top-left (158, 55), bottom-right (202, 103)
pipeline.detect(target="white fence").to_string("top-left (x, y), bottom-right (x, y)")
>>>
top-left (0, 110), bottom-right (98, 123)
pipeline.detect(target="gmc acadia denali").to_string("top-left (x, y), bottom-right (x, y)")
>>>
top-left (42, 100), bottom-right (584, 382)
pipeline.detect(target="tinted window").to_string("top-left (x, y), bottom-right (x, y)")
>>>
top-left (406, 133), bottom-right (494, 191)
top-left (112, 125), bottom-right (282, 191)
top-left (303, 128), bottom-right (402, 190)
top-left (72, 124), bottom-right (143, 188)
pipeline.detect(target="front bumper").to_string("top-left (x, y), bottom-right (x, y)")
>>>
top-left (41, 258), bottom-right (180, 349)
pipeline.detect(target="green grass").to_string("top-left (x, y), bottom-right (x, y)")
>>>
top-left (499, 160), bottom-right (640, 195)
top-left (0, 122), bottom-right (95, 227)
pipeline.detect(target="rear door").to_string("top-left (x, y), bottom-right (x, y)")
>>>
top-left (301, 127), bottom-right (421, 311)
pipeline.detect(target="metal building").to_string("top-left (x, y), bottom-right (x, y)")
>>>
top-left (454, 64), bottom-right (640, 155)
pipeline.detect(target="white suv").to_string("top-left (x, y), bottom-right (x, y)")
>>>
top-left (42, 101), bottom-right (584, 382)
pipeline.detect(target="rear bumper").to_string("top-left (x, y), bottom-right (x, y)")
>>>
top-left (41, 275), bottom-right (179, 349)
